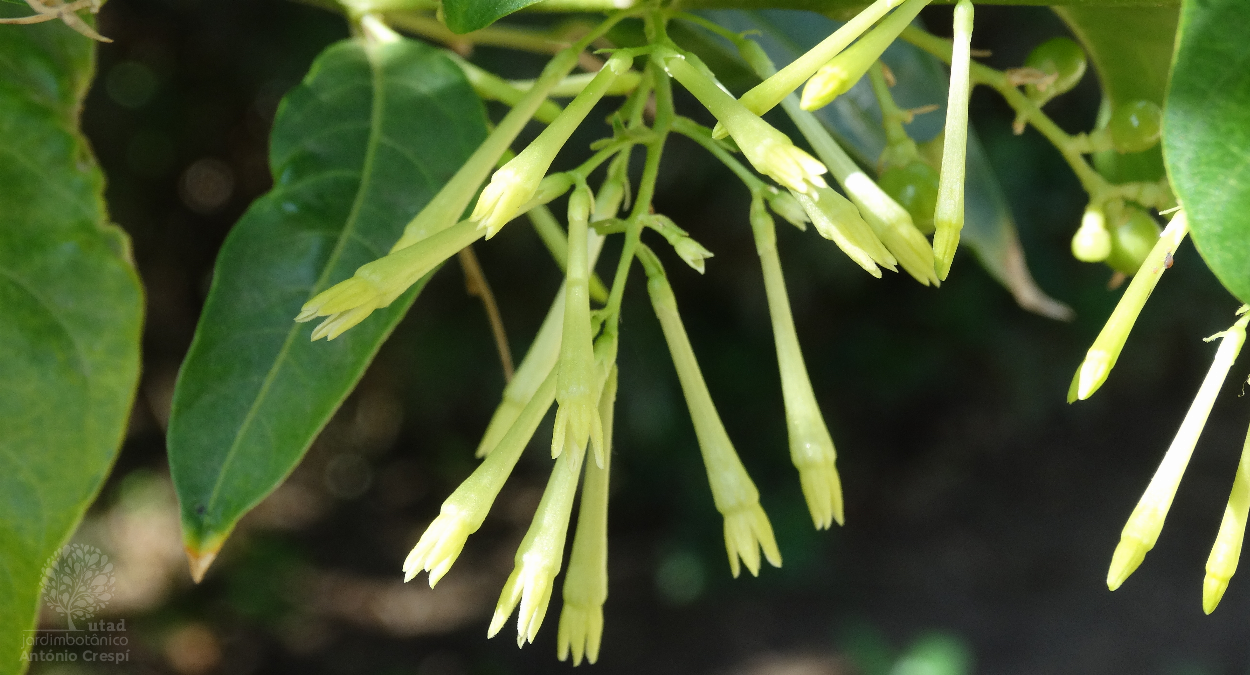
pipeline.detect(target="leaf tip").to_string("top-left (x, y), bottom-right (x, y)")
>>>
top-left (185, 545), bottom-right (220, 584)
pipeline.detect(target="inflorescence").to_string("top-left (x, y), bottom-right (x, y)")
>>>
top-left (293, 0), bottom-right (1229, 662)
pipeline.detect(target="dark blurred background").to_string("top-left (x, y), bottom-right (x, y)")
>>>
top-left (31, 1), bottom-right (1250, 674)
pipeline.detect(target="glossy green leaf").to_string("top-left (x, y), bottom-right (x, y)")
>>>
top-left (442, 0), bottom-right (540, 34)
top-left (697, 10), bottom-right (1072, 319)
top-left (167, 36), bottom-right (488, 573)
top-left (1163, 0), bottom-right (1250, 305)
top-left (0, 15), bottom-right (144, 671)
top-left (1055, 6), bottom-right (1178, 183)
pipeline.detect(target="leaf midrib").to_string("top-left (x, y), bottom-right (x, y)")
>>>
top-left (196, 42), bottom-right (392, 533)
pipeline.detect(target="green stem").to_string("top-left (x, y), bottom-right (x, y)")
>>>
top-left (867, 62), bottom-right (919, 162)
top-left (385, 11), bottom-right (571, 53)
top-left (604, 51), bottom-right (674, 338)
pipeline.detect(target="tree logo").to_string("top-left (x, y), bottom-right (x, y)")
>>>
top-left (40, 544), bottom-right (115, 630)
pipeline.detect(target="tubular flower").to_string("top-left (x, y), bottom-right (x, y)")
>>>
top-left (403, 370), bottom-right (558, 586)
top-left (713, 0), bottom-right (908, 137)
top-left (492, 334), bottom-right (618, 645)
top-left (558, 366), bottom-right (617, 666)
top-left (1107, 310), bottom-right (1249, 591)
top-left (640, 245), bottom-right (782, 576)
top-left (488, 438), bottom-right (584, 647)
top-left (750, 198), bottom-right (845, 529)
top-left (552, 185), bottom-right (604, 465)
top-left (297, 219), bottom-right (483, 339)
top-left (792, 187), bottom-right (896, 277)
top-left (1204, 414), bottom-right (1250, 614)
top-left (1069, 211), bottom-right (1188, 402)
top-left (932, 0), bottom-right (974, 280)
top-left (471, 53), bottom-right (632, 237)
top-left (661, 50), bottom-right (828, 195)
top-left (800, 0), bottom-right (934, 110)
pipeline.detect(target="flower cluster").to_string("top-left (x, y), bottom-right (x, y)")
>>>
top-left (295, 1), bottom-right (997, 662)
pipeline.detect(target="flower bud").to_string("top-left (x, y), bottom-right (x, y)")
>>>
top-left (673, 237), bottom-right (715, 274)
top-left (799, 0), bottom-right (934, 111)
top-left (1108, 310), bottom-right (1249, 591)
top-left (1204, 411), bottom-right (1250, 614)
top-left (766, 188), bottom-right (810, 230)
top-left (932, 0), bottom-right (974, 281)
top-left (714, 0), bottom-right (908, 138)
top-left (1071, 206), bottom-right (1112, 262)
top-left (1069, 211), bottom-right (1188, 402)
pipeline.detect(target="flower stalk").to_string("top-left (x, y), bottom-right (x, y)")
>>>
top-left (1107, 309), bottom-right (1250, 591)
top-left (1069, 211), bottom-right (1188, 402)
top-left (932, 0), bottom-right (974, 280)
top-left (749, 197), bottom-right (845, 528)
top-left (639, 245), bottom-right (782, 576)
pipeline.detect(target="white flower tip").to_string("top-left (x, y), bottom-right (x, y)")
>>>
top-left (472, 167), bottom-right (535, 237)
top-left (558, 603), bottom-right (604, 666)
top-left (491, 562), bottom-right (556, 645)
top-left (403, 512), bottom-right (472, 588)
top-left (760, 142), bottom-right (828, 195)
top-left (1076, 350), bottom-right (1112, 401)
top-left (798, 462), bottom-right (844, 530)
top-left (310, 304), bottom-right (375, 341)
top-left (299, 278), bottom-right (380, 323)
top-left (800, 65), bottom-right (850, 111)
top-left (1203, 574), bottom-right (1229, 615)
top-left (722, 503), bottom-right (782, 578)
top-left (1107, 535), bottom-right (1148, 591)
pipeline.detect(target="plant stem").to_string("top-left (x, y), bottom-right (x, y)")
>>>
top-left (604, 38), bottom-right (674, 338)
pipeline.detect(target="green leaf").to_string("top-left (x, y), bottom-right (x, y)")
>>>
top-left (1054, 6), bottom-right (1178, 183)
top-left (0, 16), bottom-right (144, 672)
top-left (1163, 0), bottom-right (1250, 305)
top-left (696, 10), bottom-right (1071, 319)
top-left (167, 36), bottom-right (488, 575)
top-left (442, 0), bottom-right (539, 34)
